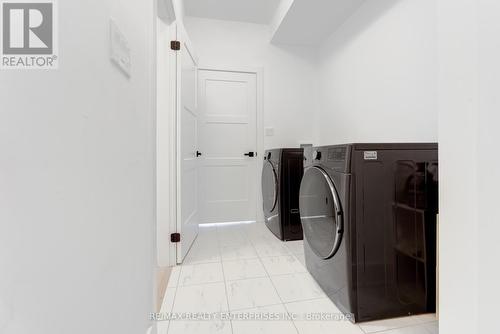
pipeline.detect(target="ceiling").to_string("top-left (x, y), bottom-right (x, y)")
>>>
top-left (184, 0), bottom-right (282, 24)
top-left (272, 0), bottom-right (366, 45)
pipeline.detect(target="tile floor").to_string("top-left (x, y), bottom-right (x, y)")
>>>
top-left (158, 222), bottom-right (438, 334)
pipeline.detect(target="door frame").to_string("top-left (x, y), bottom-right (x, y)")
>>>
top-left (197, 65), bottom-right (265, 223)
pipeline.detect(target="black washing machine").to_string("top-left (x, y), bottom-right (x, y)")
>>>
top-left (262, 148), bottom-right (304, 241)
top-left (299, 143), bottom-right (438, 322)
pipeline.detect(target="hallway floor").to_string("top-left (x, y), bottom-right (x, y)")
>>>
top-left (158, 222), bottom-right (438, 334)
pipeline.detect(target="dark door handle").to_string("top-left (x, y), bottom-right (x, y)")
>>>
top-left (244, 151), bottom-right (255, 157)
top-left (196, 151), bottom-right (202, 157)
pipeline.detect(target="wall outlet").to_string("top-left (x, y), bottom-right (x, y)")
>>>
top-left (265, 127), bottom-right (275, 136)
top-left (110, 19), bottom-right (131, 78)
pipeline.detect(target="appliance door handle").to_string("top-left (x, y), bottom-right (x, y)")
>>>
top-left (244, 151), bottom-right (255, 157)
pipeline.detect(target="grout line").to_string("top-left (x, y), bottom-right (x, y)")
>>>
top-left (254, 239), bottom-right (300, 334)
top-left (178, 222), bottom-right (434, 334)
top-left (223, 274), bottom-right (269, 283)
top-left (182, 259), bottom-right (222, 265)
top-left (175, 281), bottom-right (227, 290)
top-left (157, 286), bottom-right (179, 334)
top-left (220, 257), bottom-right (262, 264)
top-left (221, 256), bottom-right (260, 262)
top-left (164, 284), bottom-right (178, 333)
top-left (177, 280), bottom-right (226, 288)
top-left (221, 223), bottom-right (297, 332)
top-left (280, 295), bottom-right (335, 306)
top-left (167, 266), bottom-right (181, 288)
top-left (216, 224), bottom-right (235, 334)
top-left (166, 262), bottom-right (183, 331)
top-left (224, 275), bottom-right (273, 286)
top-left (176, 262), bottom-right (184, 288)
top-left (228, 301), bottom-right (287, 312)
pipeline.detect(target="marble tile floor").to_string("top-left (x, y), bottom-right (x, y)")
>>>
top-left (157, 222), bottom-right (438, 334)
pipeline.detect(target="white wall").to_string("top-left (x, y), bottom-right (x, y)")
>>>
top-left (437, 1), bottom-right (478, 332)
top-left (183, 17), bottom-right (319, 149)
top-left (476, 1), bottom-right (500, 330)
top-left (0, 1), bottom-right (156, 333)
top-left (317, 0), bottom-right (438, 145)
top-left (438, 0), bottom-right (500, 332)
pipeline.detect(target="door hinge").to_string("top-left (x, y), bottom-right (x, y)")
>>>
top-left (170, 40), bottom-right (180, 51)
top-left (171, 233), bottom-right (181, 243)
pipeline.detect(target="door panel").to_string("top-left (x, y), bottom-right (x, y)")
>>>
top-left (203, 165), bottom-right (250, 200)
top-left (177, 25), bottom-right (199, 263)
top-left (205, 79), bottom-right (248, 116)
top-left (202, 123), bottom-right (250, 157)
top-left (198, 70), bottom-right (258, 224)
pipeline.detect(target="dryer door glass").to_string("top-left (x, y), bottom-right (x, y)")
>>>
top-left (262, 161), bottom-right (278, 213)
top-left (299, 166), bottom-right (343, 259)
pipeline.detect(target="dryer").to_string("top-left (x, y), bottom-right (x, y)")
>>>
top-left (299, 144), bottom-right (438, 322)
top-left (262, 148), bottom-right (304, 241)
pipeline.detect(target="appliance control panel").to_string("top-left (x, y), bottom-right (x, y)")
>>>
top-left (328, 147), bottom-right (347, 162)
top-left (325, 146), bottom-right (350, 173)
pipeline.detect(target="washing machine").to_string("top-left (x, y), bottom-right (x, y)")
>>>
top-left (262, 148), bottom-right (304, 241)
top-left (299, 144), bottom-right (438, 322)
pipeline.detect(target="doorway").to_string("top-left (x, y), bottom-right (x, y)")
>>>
top-left (197, 68), bottom-right (263, 224)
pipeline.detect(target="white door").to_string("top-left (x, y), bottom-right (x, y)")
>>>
top-left (198, 69), bottom-right (258, 224)
top-left (176, 25), bottom-right (199, 263)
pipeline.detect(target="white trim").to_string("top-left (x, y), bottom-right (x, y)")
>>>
top-left (174, 22), bottom-right (182, 265)
top-left (199, 65), bottom-right (263, 75)
top-left (197, 65), bottom-right (265, 224)
top-left (256, 68), bottom-right (265, 223)
top-left (169, 22), bottom-right (179, 266)
top-left (151, 1), bottom-right (160, 321)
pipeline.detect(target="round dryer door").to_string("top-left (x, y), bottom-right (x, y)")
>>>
top-left (299, 166), bottom-right (343, 259)
top-left (262, 160), bottom-right (278, 213)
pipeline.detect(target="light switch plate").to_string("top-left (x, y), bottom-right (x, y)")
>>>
top-left (265, 127), bottom-right (275, 136)
top-left (110, 19), bottom-right (131, 78)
